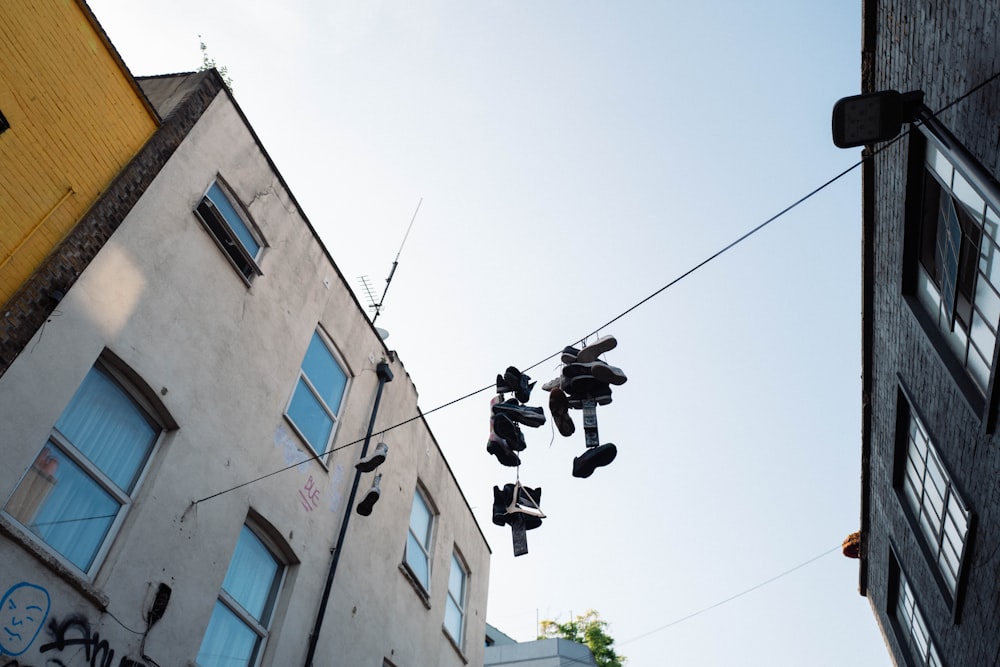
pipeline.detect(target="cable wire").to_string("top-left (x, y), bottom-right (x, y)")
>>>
top-left (618, 544), bottom-right (842, 647)
top-left (193, 71), bottom-right (999, 506)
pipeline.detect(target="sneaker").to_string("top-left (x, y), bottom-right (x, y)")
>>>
top-left (564, 376), bottom-right (613, 404)
top-left (492, 398), bottom-right (546, 428)
top-left (516, 486), bottom-right (544, 530)
top-left (541, 376), bottom-right (564, 392)
top-left (575, 335), bottom-right (617, 363)
top-left (487, 437), bottom-right (521, 467)
top-left (567, 391), bottom-right (612, 409)
top-left (561, 346), bottom-right (581, 364)
top-left (572, 443), bottom-right (618, 478)
top-left (503, 366), bottom-right (536, 404)
top-left (493, 484), bottom-right (515, 526)
top-left (355, 441), bottom-right (388, 472)
top-left (496, 373), bottom-right (513, 394)
top-left (563, 361), bottom-right (627, 386)
top-left (357, 473), bottom-right (382, 515)
top-left (492, 413), bottom-right (527, 451)
top-left (549, 388), bottom-right (575, 436)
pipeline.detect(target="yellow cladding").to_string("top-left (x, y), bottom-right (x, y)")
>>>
top-left (0, 0), bottom-right (158, 305)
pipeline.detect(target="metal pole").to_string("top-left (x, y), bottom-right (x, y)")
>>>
top-left (304, 361), bottom-right (393, 667)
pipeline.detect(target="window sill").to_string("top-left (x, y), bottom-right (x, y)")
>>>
top-left (442, 626), bottom-right (469, 664)
top-left (0, 514), bottom-right (108, 609)
top-left (398, 563), bottom-right (431, 609)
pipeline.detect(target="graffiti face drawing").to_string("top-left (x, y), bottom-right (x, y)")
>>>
top-left (0, 582), bottom-right (50, 656)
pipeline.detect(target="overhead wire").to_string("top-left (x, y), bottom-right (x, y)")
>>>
top-left (618, 544), bottom-right (842, 647)
top-left (193, 71), bottom-right (1000, 506)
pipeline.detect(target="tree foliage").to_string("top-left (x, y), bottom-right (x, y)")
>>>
top-left (539, 609), bottom-right (626, 667)
top-left (198, 36), bottom-right (234, 92)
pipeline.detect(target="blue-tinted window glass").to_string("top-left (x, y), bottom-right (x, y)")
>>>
top-left (445, 553), bottom-right (466, 643)
top-left (207, 183), bottom-right (260, 258)
top-left (5, 444), bottom-right (118, 572)
top-left (405, 491), bottom-right (433, 589)
top-left (406, 532), bottom-right (429, 589)
top-left (287, 331), bottom-right (347, 454)
top-left (287, 380), bottom-right (334, 454)
top-left (222, 527), bottom-right (281, 622)
top-left (55, 367), bottom-right (157, 491)
top-left (301, 332), bottom-right (347, 413)
top-left (196, 600), bottom-right (259, 667)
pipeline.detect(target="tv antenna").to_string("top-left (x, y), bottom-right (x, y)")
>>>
top-left (359, 198), bottom-right (422, 325)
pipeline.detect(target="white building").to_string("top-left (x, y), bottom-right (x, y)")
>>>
top-left (0, 65), bottom-right (490, 667)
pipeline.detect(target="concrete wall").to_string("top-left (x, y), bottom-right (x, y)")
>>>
top-left (0, 76), bottom-right (488, 667)
top-left (863, 0), bottom-right (1000, 664)
top-left (485, 637), bottom-right (598, 667)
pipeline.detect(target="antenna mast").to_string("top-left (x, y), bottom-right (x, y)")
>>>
top-left (372, 197), bottom-right (422, 324)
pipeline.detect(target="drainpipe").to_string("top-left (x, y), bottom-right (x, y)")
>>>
top-left (304, 360), bottom-right (393, 667)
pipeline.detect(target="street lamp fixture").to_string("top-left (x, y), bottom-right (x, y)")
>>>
top-left (831, 90), bottom-right (925, 148)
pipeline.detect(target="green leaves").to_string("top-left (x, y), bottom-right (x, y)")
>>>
top-left (539, 610), bottom-right (626, 667)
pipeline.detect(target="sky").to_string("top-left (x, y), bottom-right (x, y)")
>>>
top-left (87, 1), bottom-right (891, 664)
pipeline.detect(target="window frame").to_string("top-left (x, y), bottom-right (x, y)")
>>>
top-left (194, 177), bottom-right (266, 284)
top-left (401, 484), bottom-right (436, 600)
top-left (889, 552), bottom-right (946, 667)
top-left (283, 328), bottom-right (351, 459)
top-left (2, 356), bottom-right (170, 579)
top-left (902, 118), bottom-right (1000, 422)
top-left (893, 387), bottom-right (972, 615)
top-left (196, 521), bottom-right (289, 667)
top-left (443, 548), bottom-right (469, 650)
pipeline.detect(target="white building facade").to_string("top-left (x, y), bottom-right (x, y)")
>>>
top-left (0, 69), bottom-right (489, 667)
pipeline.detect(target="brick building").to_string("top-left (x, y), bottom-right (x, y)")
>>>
top-left (858, 0), bottom-right (1000, 664)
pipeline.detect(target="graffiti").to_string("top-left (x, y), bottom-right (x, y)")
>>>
top-left (298, 475), bottom-right (321, 512)
top-left (0, 583), bottom-right (50, 657)
top-left (38, 615), bottom-right (147, 667)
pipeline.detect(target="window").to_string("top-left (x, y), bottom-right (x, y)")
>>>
top-left (195, 179), bottom-right (264, 282)
top-left (404, 488), bottom-right (434, 591)
top-left (197, 525), bottom-right (284, 667)
top-left (444, 551), bottom-right (468, 647)
top-left (894, 565), bottom-right (944, 667)
top-left (3, 363), bottom-right (161, 576)
top-left (285, 330), bottom-right (349, 456)
top-left (910, 123), bottom-right (1000, 398)
top-left (898, 406), bottom-right (970, 598)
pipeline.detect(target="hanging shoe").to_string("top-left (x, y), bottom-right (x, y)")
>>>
top-left (549, 388), bottom-right (575, 436)
top-left (561, 346), bottom-right (581, 364)
top-left (575, 335), bottom-right (617, 363)
top-left (503, 366), bottom-right (536, 404)
top-left (542, 375), bottom-right (568, 392)
top-left (572, 443), bottom-right (618, 478)
top-left (496, 374), bottom-right (514, 394)
top-left (487, 437), bottom-right (521, 467)
top-left (355, 441), bottom-right (388, 472)
top-left (492, 398), bottom-right (546, 428)
top-left (563, 360), bottom-right (627, 386)
top-left (493, 484), bottom-right (515, 526)
top-left (493, 413), bottom-right (527, 451)
top-left (564, 376), bottom-right (613, 406)
top-left (357, 473), bottom-right (382, 515)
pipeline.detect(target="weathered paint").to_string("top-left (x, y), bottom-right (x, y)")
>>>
top-left (0, 0), bottom-right (157, 307)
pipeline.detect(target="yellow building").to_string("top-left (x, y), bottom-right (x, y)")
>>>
top-left (0, 0), bottom-right (158, 307)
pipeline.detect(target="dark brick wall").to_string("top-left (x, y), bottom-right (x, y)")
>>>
top-left (0, 72), bottom-right (222, 376)
top-left (864, 0), bottom-right (1000, 665)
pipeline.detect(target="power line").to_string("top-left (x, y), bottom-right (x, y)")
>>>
top-left (618, 544), bottom-right (842, 647)
top-left (193, 72), bottom-right (999, 506)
